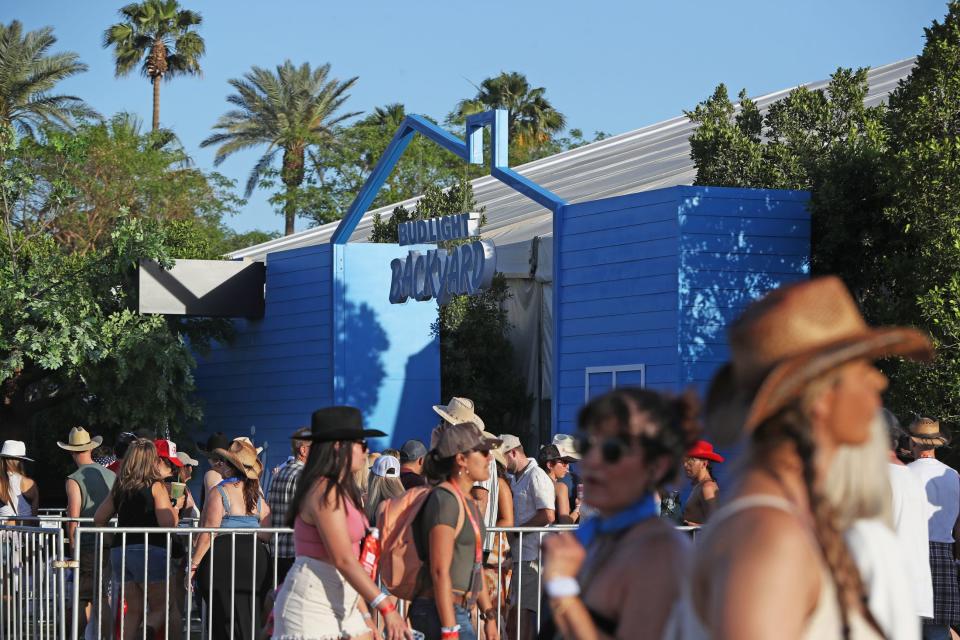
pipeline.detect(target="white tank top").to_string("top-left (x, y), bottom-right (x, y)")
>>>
top-left (664, 495), bottom-right (883, 640)
top-left (8, 473), bottom-right (32, 517)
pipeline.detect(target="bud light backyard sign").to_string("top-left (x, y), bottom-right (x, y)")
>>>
top-left (389, 212), bottom-right (496, 304)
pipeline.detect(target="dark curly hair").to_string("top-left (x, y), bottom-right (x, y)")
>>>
top-left (577, 387), bottom-right (700, 486)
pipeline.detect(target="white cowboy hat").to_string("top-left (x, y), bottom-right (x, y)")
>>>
top-left (432, 397), bottom-right (486, 431)
top-left (57, 427), bottom-right (103, 452)
top-left (551, 433), bottom-right (582, 461)
top-left (0, 440), bottom-right (33, 462)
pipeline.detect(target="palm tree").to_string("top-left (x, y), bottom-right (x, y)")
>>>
top-left (454, 71), bottom-right (566, 150)
top-left (201, 61), bottom-right (360, 235)
top-left (0, 20), bottom-right (95, 137)
top-left (103, 0), bottom-right (204, 131)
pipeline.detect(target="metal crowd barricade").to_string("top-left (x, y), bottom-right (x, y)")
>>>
top-left (0, 523), bottom-right (68, 639)
top-left (72, 526), bottom-right (290, 640)
top-left (0, 517), bottom-right (699, 640)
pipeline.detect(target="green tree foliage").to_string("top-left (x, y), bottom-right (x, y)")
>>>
top-left (881, 3), bottom-right (960, 423)
top-left (369, 177), bottom-right (531, 433)
top-left (0, 120), bottom-right (263, 447)
top-left (103, 0), bottom-right (205, 130)
top-left (292, 104), bottom-right (466, 226)
top-left (201, 61), bottom-right (359, 236)
top-left (685, 2), bottom-right (960, 423)
top-left (6, 113), bottom-right (242, 254)
top-left (452, 71), bottom-right (566, 164)
top-left (0, 20), bottom-right (97, 137)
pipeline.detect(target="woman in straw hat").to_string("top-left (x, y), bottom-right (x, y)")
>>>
top-left (682, 276), bottom-right (933, 640)
top-left (190, 438), bottom-right (271, 640)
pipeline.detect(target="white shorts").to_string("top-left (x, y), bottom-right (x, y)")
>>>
top-left (272, 556), bottom-right (369, 640)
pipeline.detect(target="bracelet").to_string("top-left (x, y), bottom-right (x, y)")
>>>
top-left (545, 576), bottom-right (581, 599)
top-left (480, 607), bottom-right (497, 621)
top-left (369, 592), bottom-right (388, 609)
top-left (378, 601), bottom-right (397, 615)
top-left (361, 611), bottom-right (372, 621)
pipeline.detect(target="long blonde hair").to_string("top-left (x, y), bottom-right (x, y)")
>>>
top-left (365, 474), bottom-right (405, 522)
top-left (111, 439), bottom-right (163, 506)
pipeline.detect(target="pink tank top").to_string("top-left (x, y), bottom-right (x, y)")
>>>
top-left (294, 495), bottom-right (368, 560)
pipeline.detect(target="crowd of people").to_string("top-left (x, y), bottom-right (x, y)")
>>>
top-left (1, 275), bottom-right (959, 640)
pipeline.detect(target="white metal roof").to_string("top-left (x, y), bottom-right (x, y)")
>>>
top-left (228, 58), bottom-right (914, 278)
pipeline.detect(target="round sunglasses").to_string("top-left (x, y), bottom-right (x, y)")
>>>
top-left (574, 433), bottom-right (642, 464)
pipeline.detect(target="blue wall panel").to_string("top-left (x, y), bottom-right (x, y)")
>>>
top-left (554, 195), bottom-right (681, 436)
top-left (333, 244), bottom-right (440, 448)
top-left (193, 242), bottom-right (442, 488)
top-left (193, 244), bottom-right (335, 481)
top-left (554, 185), bottom-right (810, 436)
top-left (677, 186), bottom-right (810, 392)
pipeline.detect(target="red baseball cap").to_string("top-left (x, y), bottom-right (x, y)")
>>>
top-left (686, 440), bottom-right (725, 463)
top-left (154, 439), bottom-right (184, 467)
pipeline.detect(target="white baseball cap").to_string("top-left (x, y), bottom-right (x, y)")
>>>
top-left (371, 455), bottom-right (401, 478)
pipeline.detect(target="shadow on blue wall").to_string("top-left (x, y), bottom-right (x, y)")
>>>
top-left (676, 189), bottom-right (810, 393)
top-left (336, 291), bottom-right (390, 420)
top-left (390, 341), bottom-right (443, 449)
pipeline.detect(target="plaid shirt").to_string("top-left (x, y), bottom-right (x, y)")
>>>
top-left (267, 459), bottom-right (304, 559)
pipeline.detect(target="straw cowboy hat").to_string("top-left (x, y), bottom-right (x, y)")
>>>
top-left (433, 397), bottom-right (486, 431)
top-left (0, 440), bottom-right (33, 462)
top-left (232, 436), bottom-right (264, 455)
top-left (57, 427), bottom-right (103, 452)
top-left (213, 439), bottom-right (263, 480)
top-left (908, 417), bottom-right (950, 447)
top-left (705, 276), bottom-right (934, 444)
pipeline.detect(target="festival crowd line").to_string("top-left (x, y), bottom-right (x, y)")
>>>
top-left (3, 276), bottom-right (959, 640)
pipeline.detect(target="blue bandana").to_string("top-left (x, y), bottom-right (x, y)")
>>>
top-left (575, 493), bottom-right (659, 547)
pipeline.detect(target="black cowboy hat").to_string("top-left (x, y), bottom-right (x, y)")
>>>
top-left (198, 432), bottom-right (231, 456)
top-left (308, 406), bottom-right (386, 442)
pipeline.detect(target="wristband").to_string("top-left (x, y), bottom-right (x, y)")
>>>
top-left (545, 576), bottom-right (581, 599)
top-left (441, 625), bottom-right (460, 639)
top-left (378, 601), bottom-right (396, 616)
top-left (361, 612), bottom-right (372, 621)
top-left (369, 592), bottom-right (388, 610)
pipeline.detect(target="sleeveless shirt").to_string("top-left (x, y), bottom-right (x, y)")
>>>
top-left (666, 495), bottom-right (883, 640)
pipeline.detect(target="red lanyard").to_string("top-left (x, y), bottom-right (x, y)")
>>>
top-left (448, 481), bottom-right (483, 564)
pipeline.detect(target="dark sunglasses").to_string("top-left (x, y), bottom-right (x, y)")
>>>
top-left (354, 440), bottom-right (368, 453)
top-left (472, 447), bottom-right (492, 458)
top-left (574, 433), bottom-right (640, 464)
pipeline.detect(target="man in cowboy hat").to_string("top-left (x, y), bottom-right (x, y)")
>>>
top-left (682, 440), bottom-right (724, 525)
top-left (267, 426), bottom-right (311, 583)
top-left (58, 426), bottom-right (115, 637)
top-left (907, 417), bottom-right (960, 638)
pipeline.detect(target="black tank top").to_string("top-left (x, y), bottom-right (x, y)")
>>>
top-left (111, 484), bottom-right (162, 548)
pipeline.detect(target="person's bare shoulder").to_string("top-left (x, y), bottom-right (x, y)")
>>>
top-left (694, 504), bottom-right (820, 637)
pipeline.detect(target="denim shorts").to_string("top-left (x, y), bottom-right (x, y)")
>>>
top-left (408, 598), bottom-right (476, 640)
top-left (110, 545), bottom-right (168, 584)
